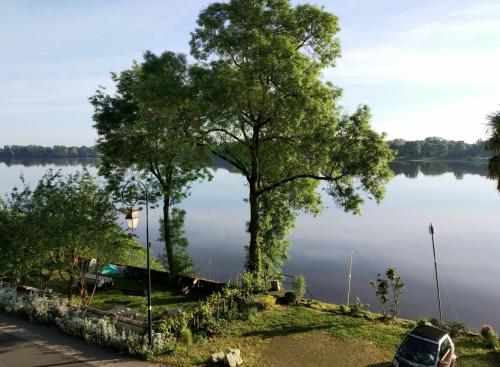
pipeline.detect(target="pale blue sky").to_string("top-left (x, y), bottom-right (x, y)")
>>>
top-left (1, 0), bottom-right (499, 145)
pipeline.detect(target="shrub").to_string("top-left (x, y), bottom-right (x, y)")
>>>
top-left (293, 275), bottom-right (306, 300)
top-left (279, 291), bottom-right (298, 305)
top-left (446, 321), bottom-right (468, 338)
top-left (0, 286), bottom-right (165, 356)
top-left (480, 324), bottom-right (498, 349)
top-left (416, 318), bottom-right (431, 327)
top-left (339, 304), bottom-right (350, 314)
top-left (240, 272), bottom-right (263, 299)
top-left (349, 297), bottom-right (368, 316)
top-left (239, 305), bottom-right (258, 320)
top-left (180, 327), bottom-right (193, 346)
top-left (429, 319), bottom-right (468, 338)
top-left (255, 294), bottom-right (276, 310)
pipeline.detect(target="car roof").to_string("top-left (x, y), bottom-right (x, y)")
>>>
top-left (410, 325), bottom-right (449, 342)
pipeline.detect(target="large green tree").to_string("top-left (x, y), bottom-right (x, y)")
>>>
top-left (486, 109), bottom-right (500, 190)
top-left (190, 0), bottom-right (394, 274)
top-left (90, 52), bottom-right (210, 278)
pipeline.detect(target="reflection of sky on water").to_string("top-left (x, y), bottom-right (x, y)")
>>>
top-left (1, 161), bottom-right (500, 330)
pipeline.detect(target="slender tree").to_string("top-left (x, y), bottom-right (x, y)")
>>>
top-left (90, 51), bottom-right (210, 278)
top-left (190, 0), bottom-right (394, 274)
top-left (485, 109), bottom-right (500, 190)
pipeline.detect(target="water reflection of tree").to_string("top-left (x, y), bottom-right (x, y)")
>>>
top-left (2, 158), bottom-right (488, 181)
top-left (390, 161), bottom-right (488, 179)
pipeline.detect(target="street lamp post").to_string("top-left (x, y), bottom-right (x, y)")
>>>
top-left (429, 223), bottom-right (443, 321)
top-left (124, 177), bottom-right (153, 347)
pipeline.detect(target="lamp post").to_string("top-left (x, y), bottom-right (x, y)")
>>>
top-left (429, 223), bottom-right (443, 321)
top-left (123, 177), bottom-right (153, 347)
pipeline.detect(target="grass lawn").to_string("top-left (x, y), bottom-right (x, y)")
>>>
top-left (26, 274), bottom-right (203, 316)
top-left (23, 276), bottom-right (500, 366)
top-left (154, 303), bottom-right (500, 367)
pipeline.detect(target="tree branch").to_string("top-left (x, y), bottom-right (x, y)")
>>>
top-left (211, 150), bottom-right (250, 180)
top-left (257, 172), bottom-right (346, 197)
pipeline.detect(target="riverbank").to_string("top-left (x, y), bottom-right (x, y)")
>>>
top-left (154, 300), bottom-right (500, 367)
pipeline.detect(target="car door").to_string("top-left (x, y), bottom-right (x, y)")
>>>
top-left (438, 337), bottom-right (452, 366)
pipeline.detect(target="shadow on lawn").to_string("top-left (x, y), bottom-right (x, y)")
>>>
top-left (366, 363), bottom-right (391, 367)
top-left (242, 322), bottom-right (333, 338)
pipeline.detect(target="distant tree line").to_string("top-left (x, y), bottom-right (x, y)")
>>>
top-left (0, 145), bottom-right (98, 159)
top-left (388, 137), bottom-right (489, 160)
top-left (1, 138), bottom-right (488, 163)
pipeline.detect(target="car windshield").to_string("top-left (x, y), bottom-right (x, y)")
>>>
top-left (398, 335), bottom-right (438, 366)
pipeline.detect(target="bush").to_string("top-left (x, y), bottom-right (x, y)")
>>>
top-left (339, 304), bottom-right (350, 314)
top-left (279, 291), bottom-right (298, 305)
top-left (239, 305), bottom-right (258, 320)
top-left (180, 327), bottom-right (193, 346)
top-left (0, 286), bottom-right (167, 356)
top-left (480, 324), bottom-right (498, 350)
top-left (446, 321), bottom-right (468, 338)
top-left (349, 297), bottom-right (368, 316)
top-left (428, 319), bottom-right (468, 338)
top-left (255, 294), bottom-right (276, 310)
top-left (293, 275), bottom-right (306, 300)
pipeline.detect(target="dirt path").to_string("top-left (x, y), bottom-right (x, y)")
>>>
top-left (258, 331), bottom-right (393, 367)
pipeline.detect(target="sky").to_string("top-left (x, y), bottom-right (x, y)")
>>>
top-left (1, 0), bottom-right (499, 146)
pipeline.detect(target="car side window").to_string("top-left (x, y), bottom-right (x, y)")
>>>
top-left (439, 338), bottom-right (451, 359)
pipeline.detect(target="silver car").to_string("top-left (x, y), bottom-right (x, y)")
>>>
top-left (393, 325), bottom-right (457, 367)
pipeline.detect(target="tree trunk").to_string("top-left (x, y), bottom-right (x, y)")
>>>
top-left (247, 124), bottom-right (261, 275)
top-left (163, 197), bottom-right (175, 281)
top-left (247, 184), bottom-right (261, 274)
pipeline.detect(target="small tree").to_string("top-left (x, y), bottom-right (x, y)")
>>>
top-left (370, 275), bottom-right (389, 317)
top-left (386, 267), bottom-right (405, 318)
top-left (293, 274), bottom-right (307, 300)
top-left (371, 267), bottom-right (405, 319)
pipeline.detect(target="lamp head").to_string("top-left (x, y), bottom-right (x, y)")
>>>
top-left (125, 208), bottom-right (140, 229)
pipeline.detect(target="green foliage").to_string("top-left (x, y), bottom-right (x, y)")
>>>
top-left (481, 324), bottom-right (499, 350)
top-left (389, 137), bottom-right (488, 160)
top-left (293, 275), bottom-right (307, 300)
top-left (349, 297), bottom-right (368, 317)
top-left (0, 145), bottom-right (97, 159)
top-left (158, 209), bottom-right (196, 276)
top-left (386, 268), bottom-right (405, 318)
top-left (1, 170), bottom-right (146, 304)
top-left (255, 294), bottom-right (276, 311)
top-left (190, 0), bottom-right (394, 273)
top-left (180, 327), bottom-right (193, 346)
top-left (240, 272), bottom-right (264, 299)
top-left (370, 275), bottom-right (389, 317)
top-left (339, 304), bottom-right (350, 314)
top-left (371, 268), bottom-right (405, 318)
top-left (280, 292), bottom-right (298, 305)
top-left (90, 51), bottom-right (210, 278)
top-left (427, 319), bottom-right (468, 338)
top-left (0, 287), bottom-right (168, 356)
top-left (485, 110), bottom-right (500, 191)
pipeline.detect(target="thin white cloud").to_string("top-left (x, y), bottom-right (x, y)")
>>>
top-left (329, 48), bottom-right (500, 87)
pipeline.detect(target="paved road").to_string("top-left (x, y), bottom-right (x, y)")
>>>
top-left (0, 313), bottom-right (162, 367)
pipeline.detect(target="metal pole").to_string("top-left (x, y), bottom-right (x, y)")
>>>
top-left (429, 223), bottom-right (443, 321)
top-left (143, 183), bottom-right (153, 347)
top-left (347, 251), bottom-right (353, 306)
top-left (208, 256), bottom-right (212, 280)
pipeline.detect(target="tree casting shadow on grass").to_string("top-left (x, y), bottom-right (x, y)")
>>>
top-left (242, 322), bottom-right (334, 338)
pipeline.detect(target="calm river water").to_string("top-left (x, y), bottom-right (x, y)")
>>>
top-left (1, 159), bottom-right (499, 330)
